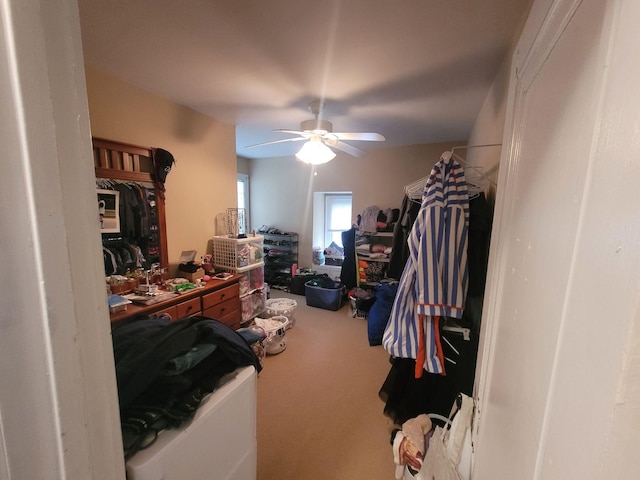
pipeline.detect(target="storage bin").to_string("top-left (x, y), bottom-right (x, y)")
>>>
top-left (305, 279), bottom-right (344, 311)
top-left (324, 255), bottom-right (344, 266)
top-left (233, 263), bottom-right (265, 296)
top-left (290, 274), bottom-right (321, 295)
top-left (241, 289), bottom-right (266, 322)
top-left (212, 235), bottom-right (263, 269)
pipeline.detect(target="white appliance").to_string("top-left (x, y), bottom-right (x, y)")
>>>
top-left (126, 366), bottom-right (257, 480)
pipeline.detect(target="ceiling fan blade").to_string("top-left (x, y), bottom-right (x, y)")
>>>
top-left (245, 136), bottom-right (307, 149)
top-left (273, 129), bottom-right (309, 136)
top-left (330, 140), bottom-right (366, 158)
top-left (331, 132), bottom-right (385, 142)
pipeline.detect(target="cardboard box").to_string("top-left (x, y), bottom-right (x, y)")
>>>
top-left (178, 268), bottom-right (204, 283)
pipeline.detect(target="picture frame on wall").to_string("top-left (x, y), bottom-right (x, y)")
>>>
top-left (97, 188), bottom-right (120, 233)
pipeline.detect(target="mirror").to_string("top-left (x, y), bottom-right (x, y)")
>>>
top-left (93, 137), bottom-right (169, 273)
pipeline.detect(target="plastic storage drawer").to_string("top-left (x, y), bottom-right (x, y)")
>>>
top-left (212, 235), bottom-right (263, 269)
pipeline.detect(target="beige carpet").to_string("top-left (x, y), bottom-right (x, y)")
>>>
top-left (256, 290), bottom-right (398, 480)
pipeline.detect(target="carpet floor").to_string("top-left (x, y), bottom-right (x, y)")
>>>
top-left (256, 290), bottom-right (398, 480)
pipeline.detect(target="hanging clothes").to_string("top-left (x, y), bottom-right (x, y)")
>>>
top-left (388, 194), bottom-right (421, 280)
top-left (340, 227), bottom-right (358, 289)
top-left (382, 155), bottom-right (470, 376)
top-left (98, 179), bottom-right (156, 271)
top-left (359, 205), bottom-right (381, 234)
top-left (466, 192), bottom-right (492, 298)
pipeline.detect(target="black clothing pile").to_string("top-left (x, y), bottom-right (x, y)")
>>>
top-left (112, 316), bottom-right (261, 459)
top-left (305, 274), bottom-right (339, 289)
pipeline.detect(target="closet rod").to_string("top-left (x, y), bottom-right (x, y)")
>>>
top-left (451, 143), bottom-right (501, 154)
top-left (441, 143), bottom-right (502, 161)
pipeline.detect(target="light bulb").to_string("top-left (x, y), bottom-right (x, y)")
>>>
top-left (295, 137), bottom-right (336, 165)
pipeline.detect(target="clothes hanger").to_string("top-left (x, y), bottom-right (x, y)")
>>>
top-left (96, 178), bottom-right (114, 188)
top-left (403, 150), bottom-right (453, 201)
top-left (404, 144), bottom-right (500, 203)
top-left (404, 176), bottom-right (429, 202)
top-left (450, 144), bottom-right (501, 198)
top-left (450, 152), bottom-right (489, 199)
top-left (404, 151), bottom-right (470, 202)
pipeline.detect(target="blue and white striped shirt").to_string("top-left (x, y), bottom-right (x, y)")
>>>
top-left (383, 157), bottom-right (470, 374)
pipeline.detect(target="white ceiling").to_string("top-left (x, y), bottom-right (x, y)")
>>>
top-left (78, 0), bottom-right (532, 159)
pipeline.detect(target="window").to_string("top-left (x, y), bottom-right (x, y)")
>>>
top-left (325, 194), bottom-right (352, 248)
top-left (237, 174), bottom-right (249, 231)
top-left (313, 192), bottom-right (352, 249)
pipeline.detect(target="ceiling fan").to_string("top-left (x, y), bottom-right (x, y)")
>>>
top-left (246, 99), bottom-right (385, 164)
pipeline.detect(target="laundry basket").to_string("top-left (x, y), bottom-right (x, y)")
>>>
top-left (265, 298), bottom-right (297, 329)
top-left (254, 316), bottom-right (289, 355)
top-left (349, 295), bottom-right (368, 319)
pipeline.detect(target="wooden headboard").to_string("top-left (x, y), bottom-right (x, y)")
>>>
top-left (93, 137), bottom-right (169, 268)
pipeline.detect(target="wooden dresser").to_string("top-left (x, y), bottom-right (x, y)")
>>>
top-left (110, 274), bottom-right (243, 330)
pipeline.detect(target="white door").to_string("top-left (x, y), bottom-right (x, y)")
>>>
top-left (474, 0), bottom-right (640, 478)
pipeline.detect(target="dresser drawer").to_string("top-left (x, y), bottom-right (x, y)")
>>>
top-left (202, 283), bottom-right (240, 310)
top-left (154, 305), bottom-right (178, 321)
top-left (218, 310), bottom-right (241, 331)
top-left (204, 301), bottom-right (241, 330)
top-left (176, 297), bottom-right (201, 319)
top-left (203, 296), bottom-right (240, 321)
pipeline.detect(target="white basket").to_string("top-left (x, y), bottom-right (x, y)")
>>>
top-left (211, 235), bottom-right (263, 269)
top-left (265, 298), bottom-right (297, 329)
top-left (254, 316), bottom-right (289, 355)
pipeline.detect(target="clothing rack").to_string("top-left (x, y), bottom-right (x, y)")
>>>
top-left (450, 152), bottom-right (488, 199)
top-left (96, 178), bottom-right (154, 189)
top-left (102, 236), bottom-right (124, 243)
top-left (404, 143), bottom-right (501, 201)
top-left (439, 142), bottom-right (502, 161)
top-left (452, 143), bottom-right (501, 194)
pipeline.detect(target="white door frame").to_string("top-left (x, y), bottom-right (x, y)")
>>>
top-left (473, 0), bottom-right (640, 477)
top-left (1, 0), bottom-right (124, 477)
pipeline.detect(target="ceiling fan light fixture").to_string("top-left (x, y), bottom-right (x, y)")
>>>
top-left (295, 137), bottom-right (336, 165)
top-left (300, 118), bottom-right (332, 133)
top-left (246, 100), bottom-right (385, 159)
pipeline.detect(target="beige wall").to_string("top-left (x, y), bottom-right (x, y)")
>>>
top-left (466, 1), bottom-right (531, 203)
top-left (85, 67), bottom-right (238, 274)
top-left (84, 63), bottom-right (508, 274)
top-left (248, 141), bottom-right (464, 268)
top-left (237, 155), bottom-right (251, 175)
top-left (465, 52), bottom-right (511, 203)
